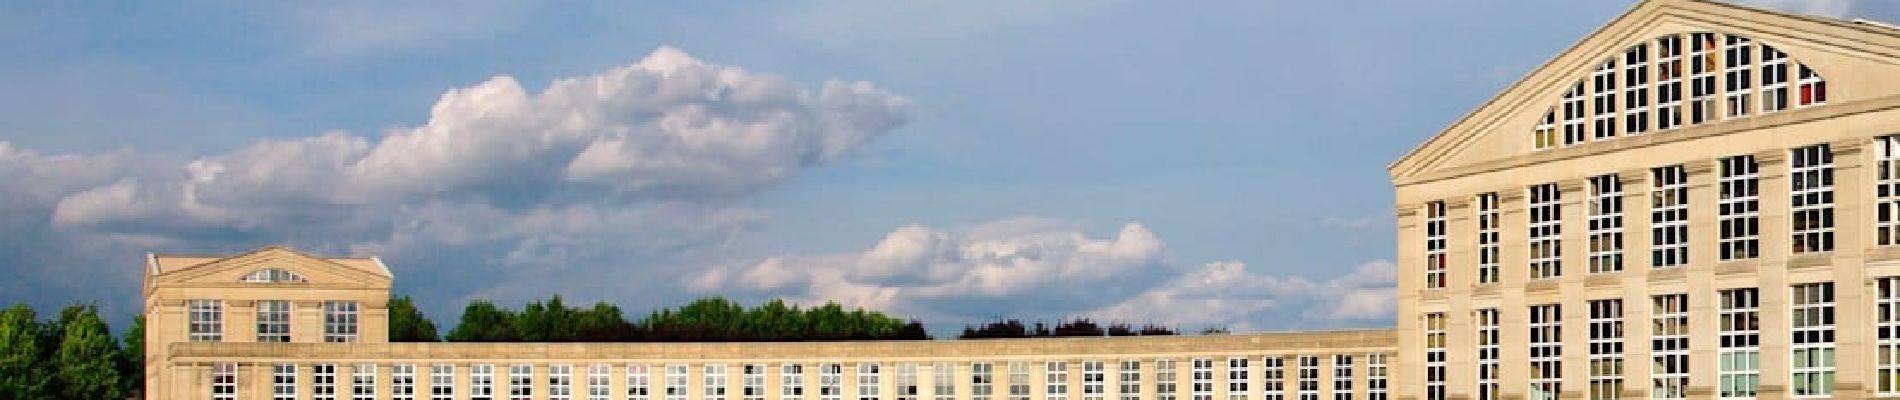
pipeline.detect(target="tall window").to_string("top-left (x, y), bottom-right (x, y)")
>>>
top-left (1530, 183), bottom-right (1563, 279)
top-left (897, 363), bottom-right (920, 400)
top-left (1296, 356), bottom-right (1319, 400)
top-left (1593, 58), bottom-right (1620, 140)
top-left (1725, 35), bottom-right (1754, 117)
top-left (705, 364), bottom-right (728, 400)
top-left (552, 364), bottom-right (574, 400)
top-left (1792, 144), bottom-right (1835, 254)
top-left (395, 364), bottom-right (417, 400)
top-left (1155, 360), bottom-right (1176, 400)
top-left (1366, 354), bottom-right (1387, 400)
top-left (474, 364), bottom-right (496, 400)
top-left (1654, 294), bottom-right (1690, 399)
top-left (354, 364), bottom-right (377, 400)
top-left (973, 362), bottom-right (994, 400)
top-left (630, 364), bottom-right (652, 400)
top-left (1085, 361), bottom-right (1107, 400)
top-left (1762, 45), bottom-right (1790, 113)
top-left (1118, 360), bottom-right (1141, 400)
top-left (324, 301), bottom-right (359, 342)
top-left (1477, 193), bottom-right (1501, 284)
top-left (1227, 358), bottom-right (1248, 400)
top-left (1189, 358), bottom-right (1212, 400)
top-left (212, 362), bottom-right (238, 400)
top-left (935, 362), bottom-right (956, 400)
top-left (1689, 33), bottom-right (1719, 124)
top-left (780, 364), bottom-right (802, 400)
top-left (1791, 283), bottom-right (1836, 398)
top-left (513, 364), bottom-right (536, 400)
top-left (666, 364), bottom-right (689, 400)
top-left (1720, 155), bottom-right (1762, 260)
top-left (432, 364), bottom-right (456, 400)
top-left (1881, 137), bottom-right (1900, 246)
top-left (1879, 278), bottom-right (1900, 397)
top-left (1720, 289), bottom-right (1761, 399)
top-left (1797, 65), bottom-right (1827, 107)
top-left (1262, 357), bottom-right (1285, 400)
top-left (274, 363), bottom-right (298, 400)
top-left (1564, 82), bottom-right (1588, 146)
top-left (1425, 313), bottom-right (1446, 400)
top-left (1624, 43), bottom-right (1652, 135)
top-left (1657, 34), bottom-right (1685, 130)
top-left (1530, 304), bottom-right (1563, 400)
top-left (1653, 165), bottom-right (1690, 267)
top-left (1476, 309), bottom-right (1500, 400)
top-left (188, 299), bottom-right (222, 342)
top-left (858, 363), bottom-right (881, 400)
top-left (1425, 201), bottom-right (1448, 289)
top-left (1049, 361), bottom-right (1073, 400)
top-left (748, 365), bottom-right (771, 400)
top-left (1332, 355), bottom-right (1353, 400)
top-left (315, 363), bottom-right (338, 400)
top-left (257, 300), bottom-right (291, 342)
top-left (1588, 299), bottom-right (1624, 400)
top-left (1589, 174), bottom-right (1624, 273)
top-left (1008, 362), bottom-right (1030, 400)
top-left (593, 364), bottom-right (615, 400)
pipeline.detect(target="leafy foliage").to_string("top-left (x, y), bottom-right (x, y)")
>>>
top-left (959, 318), bottom-right (1175, 339)
top-left (443, 297), bottom-right (926, 342)
top-left (387, 296), bottom-right (440, 342)
top-left (0, 304), bottom-right (49, 399)
top-left (54, 304), bottom-right (124, 399)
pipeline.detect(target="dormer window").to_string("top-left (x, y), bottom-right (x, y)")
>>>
top-left (241, 268), bottom-right (307, 284)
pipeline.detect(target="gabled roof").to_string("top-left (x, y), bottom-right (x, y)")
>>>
top-left (1387, 0), bottom-right (1900, 185)
top-left (144, 246), bottom-right (393, 289)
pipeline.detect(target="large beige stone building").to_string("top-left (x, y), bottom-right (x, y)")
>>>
top-left (143, 247), bottom-right (1396, 400)
top-left (1391, 0), bottom-right (1900, 399)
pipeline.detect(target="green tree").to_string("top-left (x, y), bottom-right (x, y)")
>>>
top-left (388, 296), bottom-right (440, 342)
top-left (121, 315), bottom-right (145, 397)
top-left (446, 300), bottom-right (519, 342)
top-left (55, 305), bottom-right (124, 399)
top-left (0, 304), bottom-right (49, 399)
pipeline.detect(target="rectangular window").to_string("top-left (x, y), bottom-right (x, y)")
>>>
top-left (1588, 174), bottom-right (1624, 273)
top-left (1625, 43), bottom-right (1652, 135)
top-left (395, 364), bottom-right (417, 400)
top-left (1654, 294), bottom-right (1689, 399)
top-left (745, 364), bottom-right (767, 400)
top-left (1530, 183), bottom-right (1563, 279)
top-left (935, 362), bottom-right (956, 400)
top-left (1720, 155), bottom-right (1762, 260)
top-left (780, 364), bottom-right (802, 400)
top-left (1477, 309), bottom-right (1500, 400)
top-left (1226, 358), bottom-right (1248, 400)
top-left (972, 362), bottom-right (993, 400)
top-left (1797, 65), bottom-right (1827, 107)
top-left (1880, 137), bottom-right (1900, 246)
top-left (1878, 278), bottom-right (1900, 397)
top-left (512, 364), bottom-right (535, 400)
top-left (354, 364), bottom-right (377, 400)
top-left (1536, 111), bottom-right (1559, 150)
top-left (1658, 34), bottom-right (1685, 130)
top-left (630, 364), bottom-right (652, 400)
top-left (1425, 313), bottom-right (1446, 400)
top-left (1008, 362), bottom-right (1030, 400)
top-left (822, 364), bottom-right (846, 400)
top-left (474, 364), bottom-right (496, 400)
top-left (1155, 360), bottom-right (1176, 400)
top-left (1477, 193), bottom-right (1501, 284)
top-left (315, 363), bottom-right (338, 400)
top-left (1530, 304), bottom-right (1563, 400)
top-left (1593, 58), bottom-right (1620, 140)
top-left (1049, 361), bottom-right (1072, 400)
top-left (1296, 356), bottom-right (1319, 400)
top-left (1261, 357), bottom-right (1284, 400)
top-left (1791, 282), bottom-right (1835, 398)
top-left (1085, 361), bottom-right (1107, 400)
top-left (1720, 289), bottom-right (1761, 399)
top-left (895, 363), bottom-right (918, 400)
top-left (1690, 32), bottom-right (1719, 124)
top-left (1725, 35), bottom-right (1754, 118)
top-left (859, 363), bottom-right (882, 400)
top-left (704, 364), bottom-right (727, 400)
top-left (1331, 355), bottom-right (1352, 400)
top-left (551, 364), bottom-right (574, 400)
top-left (1366, 354), bottom-right (1387, 400)
top-left (1564, 81), bottom-right (1588, 146)
top-left (188, 300), bottom-right (222, 342)
top-left (274, 363), bottom-right (298, 400)
top-left (592, 364), bottom-right (615, 400)
top-left (1190, 358), bottom-right (1212, 400)
top-left (432, 364), bottom-right (456, 400)
top-left (1118, 360), bottom-right (1141, 400)
top-left (1762, 45), bottom-right (1789, 113)
top-left (1588, 299), bottom-right (1624, 400)
top-left (1425, 200), bottom-right (1447, 289)
top-left (213, 362), bottom-right (238, 400)
top-left (1792, 144), bottom-right (1835, 254)
top-left (667, 364), bottom-right (690, 400)
top-left (324, 301), bottom-right (358, 342)
top-left (1652, 165), bottom-right (1690, 267)
top-left (257, 300), bottom-right (291, 342)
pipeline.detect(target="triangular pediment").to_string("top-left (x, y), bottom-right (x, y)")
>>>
top-left (1390, 0), bottom-right (1900, 184)
top-left (150, 246), bottom-right (392, 288)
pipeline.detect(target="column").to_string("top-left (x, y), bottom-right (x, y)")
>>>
top-left (1615, 168), bottom-right (1653, 400)
top-left (1495, 188), bottom-right (1529, 400)
top-left (1829, 138), bottom-right (1872, 399)
top-left (1754, 149), bottom-right (1792, 400)
top-left (1556, 179), bottom-right (1588, 400)
top-left (1444, 197), bottom-right (1476, 400)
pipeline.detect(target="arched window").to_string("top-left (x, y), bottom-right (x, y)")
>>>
top-left (1533, 32), bottom-right (1827, 150)
top-left (241, 268), bottom-right (307, 283)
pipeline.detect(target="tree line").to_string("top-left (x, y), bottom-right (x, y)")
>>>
top-left (421, 296), bottom-right (930, 342)
top-left (957, 318), bottom-right (1175, 339)
top-left (0, 303), bottom-right (142, 400)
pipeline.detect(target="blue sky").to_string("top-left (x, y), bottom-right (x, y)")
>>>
top-left (0, 0), bottom-right (1881, 334)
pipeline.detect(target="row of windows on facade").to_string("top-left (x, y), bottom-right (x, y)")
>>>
top-left (187, 299), bottom-right (359, 343)
top-left (1532, 32), bottom-right (1827, 151)
top-left (206, 357), bottom-right (1393, 400)
top-left (1419, 277), bottom-right (1900, 400)
top-left (1419, 138), bottom-right (1900, 289)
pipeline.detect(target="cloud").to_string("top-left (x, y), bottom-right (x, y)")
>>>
top-left (1727, 0), bottom-right (1859, 19)
top-left (689, 217), bottom-right (1395, 331)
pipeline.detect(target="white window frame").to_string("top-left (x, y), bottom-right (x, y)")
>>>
top-left (822, 363), bottom-right (845, 400)
top-left (1720, 155), bottom-right (1761, 260)
top-left (1296, 356), bottom-right (1319, 400)
top-left (1008, 362), bottom-right (1031, 400)
top-left (705, 364), bottom-right (727, 400)
top-left (1563, 81), bottom-right (1588, 146)
top-left (395, 364), bottom-right (418, 400)
top-left (1879, 137), bottom-right (1900, 246)
top-left (1189, 358), bottom-right (1212, 400)
top-left (432, 364), bottom-right (455, 400)
top-left (1425, 201), bottom-right (1447, 289)
top-left (744, 364), bottom-right (767, 400)
top-left (1048, 361), bottom-right (1071, 400)
top-left (1535, 110), bottom-right (1559, 150)
top-left (1587, 299), bottom-right (1624, 400)
top-left (1425, 313), bottom-right (1446, 400)
top-left (188, 299), bottom-right (222, 342)
top-left (1529, 183), bottom-right (1563, 280)
top-left (213, 362), bottom-right (238, 400)
top-left (1790, 283), bottom-right (1835, 399)
top-left (1878, 278), bottom-right (1900, 398)
top-left (1588, 174), bottom-right (1624, 274)
top-left (324, 300), bottom-right (359, 343)
top-left (1791, 144), bottom-right (1835, 254)
top-left (781, 364), bottom-right (803, 400)
top-left (473, 364), bottom-right (496, 400)
top-left (973, 362), bottom-right (995, 400)
top-left (257, 300), bottom-right (292, 342)
top-left (1762, 44), bottom-right (1790, 113)
top-left (1155, 360), bottom-right (1176, 400)
top-left (1118, 360), bottom-right (1141, 400)
top-left (354, 364), bottom-right (377, 400)
top-left (1085, 361), bottom-right (1107, 400)
top-left (935, 362), bottom-right (956, 400)
top-left (274, 363), bottom-right (298, 400)
top-left (1476, 309), bottom-right (1499, 400)
top-left (895, 363), bottom-right (918, 400)
top-left (629, 364), bottom-right (652, 400)
top-left (551, 364), bottom-right (574, 400)
top-left (1530, 304), bottom-right (1562, 400)
top-left (1331, 355), bottom-right (1352, 400)
top-left (1720, 289), bottom-right (1761, 400)
top-left (315, 363), bottom-right (339, 400)
top-left (1652, 165), bottom-right (1690, 267)
top-left (858, 363), bottom-right (881, 400)
top-left (1366, 354), bottom-right (1387, 400)
top-left (512, 364), bottom-right (535, 400)
top-left (1689, 32), bottom-right (1719, 124)
top-left (666, 364), bottom-right (690, 400)
top-left (1654, 294), bottom-right (1690, 399)
top-left (1797, 64), bottom-right (1826, 107)
top-left (1724, 35), bottom-right (1754, 118)
top-left (1261, 357), bottom-right (1284, 400)
top-left (592, 364), bottom-right (614, 400)
top-left (1623, 43), bottom-right (1652, 135)
top-left (1477, 193), bottom-right (1501, 284)
top-left (1657, 34), bottom-right (1685, 130)
top-left (1592, 58), bottom-right (1620, 140)
top-left (1226, 358), bottom-right (1248, 400)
